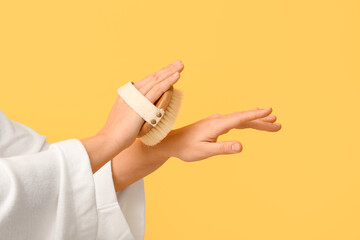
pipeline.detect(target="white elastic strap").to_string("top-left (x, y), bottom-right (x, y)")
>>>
top-left (117, 81), bottom-right (165, 127)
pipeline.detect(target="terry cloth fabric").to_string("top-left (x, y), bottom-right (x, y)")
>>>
top-left (0, 110), bottom-right (145, 240)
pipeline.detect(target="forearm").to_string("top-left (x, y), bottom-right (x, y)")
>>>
top-left (80, 132), bottom-right (127, 174)
top-left (111, 138), bottom-right (170, 192)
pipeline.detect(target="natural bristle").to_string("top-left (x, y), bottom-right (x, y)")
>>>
top-left (140, 89), bottom-right (183, 146)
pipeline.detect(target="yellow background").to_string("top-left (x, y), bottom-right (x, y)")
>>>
top-left (1, 0), bottom-right (359, 239)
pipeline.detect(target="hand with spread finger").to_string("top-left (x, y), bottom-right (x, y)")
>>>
top-left (156, 107), bottom-right (281, 162)
top-left (110, 107), bottom-right (281, 191)
top-left (81, 60), bottom-right (184, 173)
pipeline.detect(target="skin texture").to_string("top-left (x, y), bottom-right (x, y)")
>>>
top-left (111, 107), bottom-right (281, 191)
top-left (80, 60), bottom-right (184, 173)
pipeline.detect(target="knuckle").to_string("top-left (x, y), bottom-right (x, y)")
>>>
top-left (162, 68), bottom-right (170, 75)
top-left (153, 72), bottom-right (163, 82)
top-left (168, 65), bottom-right (177, 72)
top-left (152, 72), bottom-right (160, 80)
top-left (219, 144), bottom-right (227, 154)
top-left (155, 76), bottom-right (162, 83)
top-left (206, 119), bottom-right (218, 129)
top-left (202, 119), bottom-right (212, 128)
top-left (208, 113), bottom-right (221, 119)
top-left (155, 83), bottom-right (167, 95)
top-left (171, 72), bottom-right (180, 79)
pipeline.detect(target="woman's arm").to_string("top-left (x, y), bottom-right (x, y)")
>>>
top-left (112, 107), bottom-right (282, 192)
top-left (111, 138), bottom-right (169, 192)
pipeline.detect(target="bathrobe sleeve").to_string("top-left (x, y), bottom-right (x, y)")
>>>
top-left (0, 110), bottom-right (145, 240)
top-left (0, 139), bottom-right (98, 240)
top-left (94, 162), bottom-right (145, 240)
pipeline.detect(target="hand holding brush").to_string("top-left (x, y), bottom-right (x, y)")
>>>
top-left (81, 60), bottom-right (184, 173)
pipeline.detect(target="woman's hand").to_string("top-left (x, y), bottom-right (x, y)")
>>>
top-left (157, 107), bottom-right (281, 162)
top-left (111, 107), bottom-right (281, 191)
top-left (99, 59), bottom-right (184, 149)
top-left (81, 60), bottom-right (184, 173)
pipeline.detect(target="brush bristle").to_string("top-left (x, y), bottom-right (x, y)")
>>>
top-left (140, 88), bottom-right (183, 146)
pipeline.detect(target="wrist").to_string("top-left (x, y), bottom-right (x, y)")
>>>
top-left (152, 130), bottom-right (178, 161)
top-left (81, 132), bottom-right (126, 173)
top-left (111, 139), bottom-right (170, 192)
top-left (97, 127), bottom-right (129, 153)
top-left (138, 139), bottom-right (170, 166)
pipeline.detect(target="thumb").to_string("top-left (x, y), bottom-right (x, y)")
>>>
top-left (206, 141), bottom-right (243, 157)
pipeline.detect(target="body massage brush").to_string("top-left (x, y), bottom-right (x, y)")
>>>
top-left (117, 81), bottom-right (183, 146)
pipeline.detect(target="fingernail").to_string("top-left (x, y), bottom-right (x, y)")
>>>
top-left (232, 143), bottom-right (240, 152)
top-left (173, 71), bottom-right (179, 76)
top-left (174, 60), bottom-right (181, 64)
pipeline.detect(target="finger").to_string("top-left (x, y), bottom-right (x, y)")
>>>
top-left (258, 115), bottom-right (277, 123)
top-left (222, 107), bottom-right (263, 119)
top-left (208, 107), bottom-right (260, 121)
top-left (219, 108), bottom-right (273, 133)
top-left (245, 120), bottom-right (282, 132)
top-left (236, 107), bottom-right (272, 123)
top-left (145, 72), bottom-right (181, 103)
top-left (131, 60), bottom-right (181, 97)
top-left (155, 60), bottom-right (184, 82)
top-left (204, 141), bottom-right (243, 158)
top-left (132, 80), bottom-right (148, 95)
top-left (136, 60), bottom-right (184, 95)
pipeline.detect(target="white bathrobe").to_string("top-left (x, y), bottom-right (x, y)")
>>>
top-left (0, 110), bottom-right (145, 240)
